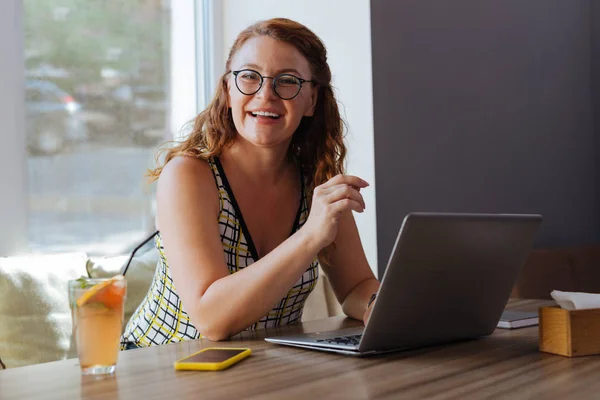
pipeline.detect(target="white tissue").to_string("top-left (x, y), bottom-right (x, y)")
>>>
top-left (550, 290), bottom-right (600, 310)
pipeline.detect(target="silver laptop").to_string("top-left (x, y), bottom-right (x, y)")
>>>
top-left (265, 212), bottom-right (542, 356)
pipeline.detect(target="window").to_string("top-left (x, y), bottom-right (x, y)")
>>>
top-left (23, 0), bottom-right (173, 255)
top-left (0, 0), bottom-right (211, 257)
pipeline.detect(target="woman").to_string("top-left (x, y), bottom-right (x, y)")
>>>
top-left (121, 17), bottom-right (379, 348)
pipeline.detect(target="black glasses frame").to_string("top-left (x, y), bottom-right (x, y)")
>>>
top-left (231, 69), bottom-right (314, 100)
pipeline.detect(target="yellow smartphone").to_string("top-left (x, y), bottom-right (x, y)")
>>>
top-left (173, 347), bottom-right (252, 371)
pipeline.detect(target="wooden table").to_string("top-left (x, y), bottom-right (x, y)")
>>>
top-left (2, 299), bottom-right (600, 399)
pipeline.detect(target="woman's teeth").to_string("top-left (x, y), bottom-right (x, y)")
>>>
top-left (251, 111), bottom-right (280, 118)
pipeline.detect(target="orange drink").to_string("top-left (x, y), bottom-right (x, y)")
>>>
top-left (68, 275), bottom-right (127, 375)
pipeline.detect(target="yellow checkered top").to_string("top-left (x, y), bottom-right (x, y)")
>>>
top-left (120, 158), bottom-right (319, 348)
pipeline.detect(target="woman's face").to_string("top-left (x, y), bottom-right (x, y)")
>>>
top-left (227, 35), bottom-right (317, 150)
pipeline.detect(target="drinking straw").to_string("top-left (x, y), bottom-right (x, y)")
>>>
top-left (121, 230), bottom-right (159, 276)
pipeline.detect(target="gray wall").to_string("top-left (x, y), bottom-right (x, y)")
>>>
top-left (371, 0), bottom-right (599, 275)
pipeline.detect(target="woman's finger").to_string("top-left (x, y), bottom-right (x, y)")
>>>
top-left (325, 185), bottom-right (365, 210)
top-left (319, 174), bottom-right (369, 190)
top-left (330, 197), bottom-right (364, 214)
top-left (320, 183), bottom-right (362, 196)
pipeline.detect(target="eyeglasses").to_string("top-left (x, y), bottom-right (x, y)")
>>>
top-left (232, 69), bottom-right (314, 100)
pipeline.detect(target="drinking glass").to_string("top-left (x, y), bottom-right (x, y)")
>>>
top-left (68, 276), bottom-right (127, 375)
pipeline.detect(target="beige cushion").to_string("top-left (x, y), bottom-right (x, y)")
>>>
top-left (87, 248), bottom-right (158, 326)
top-left (0, 250), bottom-right (157, 369)
top-left (0, 252), bottom-right (88, 368)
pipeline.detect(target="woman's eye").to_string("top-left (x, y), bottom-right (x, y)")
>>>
top-left (278, 76), bottom-right (299, 86)
top-left (241, 73), bottom-right (260, 81)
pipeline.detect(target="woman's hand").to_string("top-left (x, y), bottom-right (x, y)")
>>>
top-left (302, 174), bottom-right (369, 251)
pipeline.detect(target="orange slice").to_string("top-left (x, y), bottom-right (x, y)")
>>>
top-left (76, 275), bottom-right (126, 309)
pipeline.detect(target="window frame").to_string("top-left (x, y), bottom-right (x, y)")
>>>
top-left (0, 0), bottom-right (28, 257)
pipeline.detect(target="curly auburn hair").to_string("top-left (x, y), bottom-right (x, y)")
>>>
top-left (148, 17), bottom-right (346, 193)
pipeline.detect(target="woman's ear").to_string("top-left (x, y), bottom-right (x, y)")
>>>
top-left (304, 86), bottom-right (318, 117)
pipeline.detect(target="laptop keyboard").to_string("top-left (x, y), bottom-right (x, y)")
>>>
top-left (317, 334), bottom-right (362, 346)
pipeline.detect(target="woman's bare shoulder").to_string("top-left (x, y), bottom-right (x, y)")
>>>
top-left (158, 155), bottom-right (214, 186)
top-left (156, 155), bottom-right (219, 212)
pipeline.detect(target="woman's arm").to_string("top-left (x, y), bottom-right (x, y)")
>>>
top-left (157, 159), bottom-right (367, 341)
top-left (319, 210), bottom-right (380, 323)
top-left (157, 157), bottom-right (320, 341)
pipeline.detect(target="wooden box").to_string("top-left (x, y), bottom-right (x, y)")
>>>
top-left (539, 306), bottom-right (600, 357)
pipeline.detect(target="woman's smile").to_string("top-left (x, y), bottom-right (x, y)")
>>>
top-left (246, 108), bottom-right (284, 125)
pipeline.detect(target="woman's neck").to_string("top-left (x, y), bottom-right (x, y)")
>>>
top-left (219, 141), bottom-right (294, 187)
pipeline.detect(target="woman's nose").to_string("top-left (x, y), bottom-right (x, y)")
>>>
top-left (256, 78), bottom-right (278, 100)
